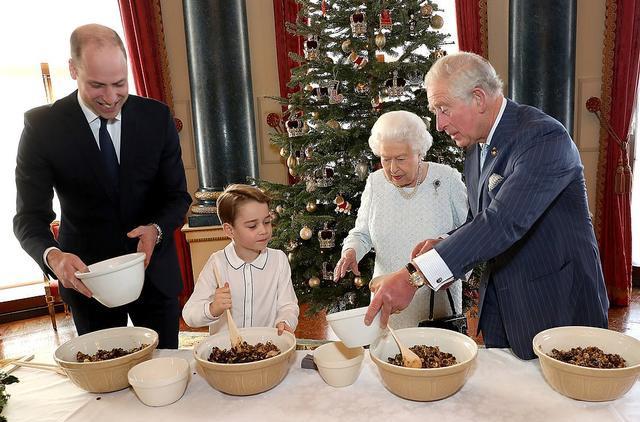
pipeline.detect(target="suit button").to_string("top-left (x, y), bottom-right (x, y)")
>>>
top-left (436, 278), bottom-right (442, 283)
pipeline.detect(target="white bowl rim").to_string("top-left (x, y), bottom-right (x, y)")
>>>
top-left (128, 357), bottom-right (190, 388)
top-left (75, 252), bottom-right (146, 279)
top-left (533, 326), bottom-right (640, 372)
top-left (54, 326), bottom-right (159, 365)
top-left (325, 306), bottom-right (369, 321)
top-left (193, 328), bottom-right (296, 367)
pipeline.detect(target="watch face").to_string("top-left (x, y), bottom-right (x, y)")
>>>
top-left (409, 272), bottom-right (425, 288)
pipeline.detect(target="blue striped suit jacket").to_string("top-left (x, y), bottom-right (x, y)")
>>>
top-left (435, 99), bottom-right (609, 359)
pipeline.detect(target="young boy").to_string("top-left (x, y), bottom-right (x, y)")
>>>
top-left (182, 184), bottom-right (299, 335)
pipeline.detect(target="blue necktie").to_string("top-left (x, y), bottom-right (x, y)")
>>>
top-left (479, 143), bottom-right (489, 169)
top-left (99, 117), bottom-right (119, 186)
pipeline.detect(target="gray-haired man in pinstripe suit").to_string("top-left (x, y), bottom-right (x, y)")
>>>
top-left (365, 52), bottom-right (609, 360)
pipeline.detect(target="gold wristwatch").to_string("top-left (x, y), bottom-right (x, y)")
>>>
top-left (405, 262), bottom-right (426, 288)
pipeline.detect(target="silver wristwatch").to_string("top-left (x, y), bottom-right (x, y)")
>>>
top-left (405, 262), bottom-right (426, 288)
top-left (150, 223), bottom-right (163, 245)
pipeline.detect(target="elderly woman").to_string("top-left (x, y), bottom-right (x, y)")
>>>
top-left (334, 110), bottom-right (467, 328)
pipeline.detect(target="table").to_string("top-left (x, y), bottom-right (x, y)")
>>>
top-left (4, 349), bottom-right (639, 422)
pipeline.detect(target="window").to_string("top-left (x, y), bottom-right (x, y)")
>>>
top-left (0, 1), bottom-right (134, 288)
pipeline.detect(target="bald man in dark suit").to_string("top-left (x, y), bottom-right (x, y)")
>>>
top-left (14, 24), bottom-right (191, 348)
top-left (365, 52), bottom-right (609, 360)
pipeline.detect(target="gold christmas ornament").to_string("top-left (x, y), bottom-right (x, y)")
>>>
top-left (341, 39), bottom-right (352, 53)
top-left (354, 276), bottom-right (365, 288)
top-left (308, 276), bottom-right (321, 288)
top-left (275, 205), bottom-right (284, 215)
top-left (431, 14), bottom-right (444, 29)
top-left (420, 4), bottom-right (433, 17)
top-left (280, 147), bottom-right (287, 158)
top-left (299, 225), bottom-right (313, 240)
top-left (289, 166), bottom-right (298, 177)
top-left (287, 153), bottom-right (297, 169)
top-left (288, 252), bottom-right (294, 263)
top-left (327, 120), bottom-right (340, 130)
top-left (311, 111), bottom-right (320, 120)
top-left (375, 32), bottom-right (386, 49)
top-left (305, 84), bottom-right (314, 92)
top-left (306, 201), bottom-right (317, 213)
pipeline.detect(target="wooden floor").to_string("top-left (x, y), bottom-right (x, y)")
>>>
top-left (1, 287), bottom-right (638, 360)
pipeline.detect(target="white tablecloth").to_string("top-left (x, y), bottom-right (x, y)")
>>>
top-left (4, 348), bottom-right (639, 422)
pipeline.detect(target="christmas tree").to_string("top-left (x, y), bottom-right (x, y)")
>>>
top-left (257, 0), bottom-right (470, 314)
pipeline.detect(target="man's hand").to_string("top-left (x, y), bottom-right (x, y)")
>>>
top-left (47, 249), bottom-right (92, 297)
top-left (127, 225), bottom-right (158, 268)
top-left (333, 248), bottom-right (360, 282)
top-left (209, 282), bottom-right (232, 317)
top-left (410, 238), bottom-right (442, 259)
top-left (276, 321), bottom-right (294, 335)
top-left (364, 268), bottom-right (417, 327)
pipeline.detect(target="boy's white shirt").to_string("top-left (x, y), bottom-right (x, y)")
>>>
top-left (182, 242), bottom-right (299, 334)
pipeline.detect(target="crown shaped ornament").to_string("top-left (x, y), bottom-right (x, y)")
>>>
top-left (286, 117), bottom-right (307, 138)
top-left (315, 167), bottom-right (334, 188)
top-left (350, 11), bottom-right (367, 36)
top-left (379, 9), bottom-right (392, 30)
top-left (384, 70), bottom-right (407, 97)
top-left (304, 35), bottom-right (319, 61)
top-left (318, 222), bottom-right (336, 249)
top-left (406, 70), bottom-right (424, 87)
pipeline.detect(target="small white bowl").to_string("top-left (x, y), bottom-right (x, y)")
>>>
top-left (326, 307), bottom-right (382, 347)
top-left (75, 252), bottom-right (145, 308)
top-left (314, 341), bottom-right (364, 387)
top-left (128, 357), bottom-right (190, 407)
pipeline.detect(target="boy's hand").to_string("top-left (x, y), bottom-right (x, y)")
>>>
top-left (210, 282), bottom-right (232, 317)
top-left (276, 321), bottom-right (294, 335)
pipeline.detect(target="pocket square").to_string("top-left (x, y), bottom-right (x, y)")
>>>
top-left (488, 173), bottom-right (504, 191)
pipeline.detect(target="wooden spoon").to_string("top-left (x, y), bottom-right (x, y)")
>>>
top-left (387, 324), bottom-right (422, 368)
top-left (211, 260), bottom-right (244, 349)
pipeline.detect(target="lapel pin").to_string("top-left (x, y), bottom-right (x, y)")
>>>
top-left (490, 147), bottom-right (498, 157)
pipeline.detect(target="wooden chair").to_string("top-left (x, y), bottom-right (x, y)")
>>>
top-left (44, 221), bottom-right (69, 331)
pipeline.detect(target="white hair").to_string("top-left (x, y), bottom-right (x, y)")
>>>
top-left (368, 110), bottom-right (433, 157)
top-left (425, 52), bottom-right (503, 101)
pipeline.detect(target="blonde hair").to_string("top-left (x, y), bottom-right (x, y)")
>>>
top-left (425, 52), bottom-right (503, 101)
top-left (368, 110), bottom-right (432, 157)
top-left (216, 184), bottom-right (271, 225)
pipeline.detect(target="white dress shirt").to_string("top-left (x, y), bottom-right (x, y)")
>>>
top-left (182, 242), bottom-right (299, 334)
top-left (43, 93), bottom-right (123, 267)
top-left (414, 97), bottom-right (507, 289)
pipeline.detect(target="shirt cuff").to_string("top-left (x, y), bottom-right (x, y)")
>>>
top-left (43, 247), bottom-right (60, 272)
top-left (413, 249), bottom-right (454, 291)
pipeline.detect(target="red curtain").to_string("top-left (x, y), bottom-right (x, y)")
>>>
top-left (273, 0), bottom-right (303, 99)
top-left (455, 0), bottom-right (488, 57)
top-left (273, 0), bottom-right (303, 184)
top-left (595, 0), bottom-right (640, 306)
top-left (118, 0), bottom-right (194, 307)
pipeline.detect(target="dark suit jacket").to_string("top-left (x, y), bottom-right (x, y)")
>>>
top-left (435, 99), bottom-right (609, 359)
top-left (14, 91), bottom-right (191, 300)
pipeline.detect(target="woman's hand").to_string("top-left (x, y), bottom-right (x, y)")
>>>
top-left (209, 282), bottom-right (232, 317)
top-left (333, 249), bottom-right (360, 282)
top-left (410, 238), bottom-right (442, 259)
